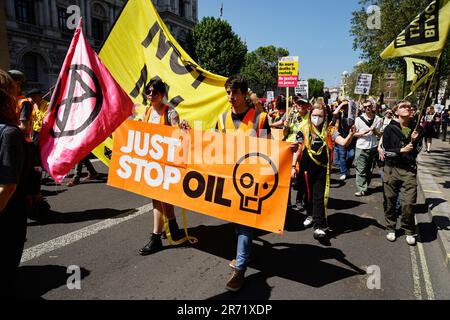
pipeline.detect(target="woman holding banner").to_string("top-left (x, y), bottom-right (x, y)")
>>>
top-left (291, 103), bottom-right (355, 241)
top-left (139, 78), bottom-right (190, 256)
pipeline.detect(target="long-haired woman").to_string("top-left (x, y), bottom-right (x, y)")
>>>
top-left (292, 103), bottom-right (355, 240)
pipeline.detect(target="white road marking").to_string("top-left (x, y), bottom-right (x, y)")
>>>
top-left (21, 204), bottom-right (152, 263)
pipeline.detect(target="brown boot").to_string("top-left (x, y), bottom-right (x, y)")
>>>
top-left (225, 269), bottom-right (245, 292)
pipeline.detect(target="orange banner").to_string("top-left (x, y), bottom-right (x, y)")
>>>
top-left (107, 120), bottom-right (292, 234)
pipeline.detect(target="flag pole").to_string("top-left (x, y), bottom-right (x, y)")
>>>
top-left (415, 52), bottom-right (442, 132)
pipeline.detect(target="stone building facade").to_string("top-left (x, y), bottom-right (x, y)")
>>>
top-left (1, 0), bottom-right (198, 91)
top-left (383, 72), bottom-right (401, 107)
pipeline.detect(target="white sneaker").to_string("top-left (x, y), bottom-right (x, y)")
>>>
top-left (386, 232), bottom-right (396, 242)
top-left (355, 191), bottom-right (365, 197)
top-left (313, 228), bottom-right (326, 239)
top-left (303, 216), bottom-right (313, 228)
top-left (406, 235), bottom-right (416, 246)
top-left (339, 174), bottom-right (347, 181)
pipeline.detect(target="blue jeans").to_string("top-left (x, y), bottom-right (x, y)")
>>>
top-left (335, 145), bottom-right (355, 176)
top-left (235, 224), bottom-right (254, 271)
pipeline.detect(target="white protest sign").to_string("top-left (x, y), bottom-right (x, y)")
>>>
top-left (295, 80), bottom-right (309, 98)
top-left (354, 74), bottom-right (373, 95)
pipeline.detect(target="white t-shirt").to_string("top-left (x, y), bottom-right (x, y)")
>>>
top-left (147, 106), bottom-right (179, 126)
top-left (355, 114), bottom-right (382, 150)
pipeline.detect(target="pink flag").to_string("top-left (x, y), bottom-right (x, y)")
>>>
top-left (40, 19), bottom-right (133, 183)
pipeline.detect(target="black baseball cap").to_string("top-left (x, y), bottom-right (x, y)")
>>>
top-left (27, 88), bottom-right (43, 96)
top-left (8, 70), bottom-right (26, 82)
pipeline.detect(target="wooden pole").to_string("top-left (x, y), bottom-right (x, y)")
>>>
top-left (286, 86), bottom-right (290, 119)
top-left (415, 53), bottom-right (442, 132)
top-left (402, 61), bottom-right (408, 99)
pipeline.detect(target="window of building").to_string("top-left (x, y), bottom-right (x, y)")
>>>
top-left (92, 18), bottom-right (105, 40)
top-left (57, 7), bottom-right (70, 32)
top-left (192, 1), bottom-right (197, 20)
top-left (91, 3), bottom-right (108, 41)
top-left (23, 53), bottom-right (39, 83)
top-left (15, 0), bottom-right (35, 24)
top-left (179, 0), bottom-right (185, 17)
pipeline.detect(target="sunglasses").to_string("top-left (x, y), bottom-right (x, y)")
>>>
top-left (145, 88), bottom-right (160, 96)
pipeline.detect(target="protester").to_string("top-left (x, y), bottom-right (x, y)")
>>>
top-left (67, 156), bottom-right (99, 187)
top-left (442, 108), bottom-right (449, 141)
top-left (8, 70), bottom-right (49, 219)
top-left (286, 96), bottom-right (311, 211)
top-left (331, 99), bottom-right (356, 180)
top-left (249, 92), bottom-right (265, 113)
top-left (381, 108), bottom-right (393, 132)
top-left (28, 88), bottom-right (49, 143)
top-left (8, 70), bottom-right (33, 142)
top-left (383, 101), bottom-right (424, 245)
top-left (0, 69), bottom-right (32, 298)
top-left (433, 111), bottom-right (441, 138)
top-left (291, 103), bottom-right (355, 239)
top-left (268, 95), bottom-right (286, 127)
top-left (216, 75), bottom-right (271, 292)
top-left (284, 95), bottom-right (311, 142)
top-left (353, 100), bottom-right (383, 196)
top-left (421, 106), bottom-right (436, 153)
top-left (139, 78), bottom-right (189, 256)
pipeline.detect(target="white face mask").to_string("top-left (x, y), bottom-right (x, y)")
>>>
top-left (311, 115), bottom-right (324, 127)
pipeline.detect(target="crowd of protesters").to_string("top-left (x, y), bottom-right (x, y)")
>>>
top-left (2, 68), bottom-right (449, 295)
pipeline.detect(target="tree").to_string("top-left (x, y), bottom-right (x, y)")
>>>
top-left (240, 46), bottom-right (289, 96)
top-left (308, 78), bottom-right (324, 99)
top-left (186, 17), bottom-right (247, 77)
top-left (350, 0), bottom-right (450, 104)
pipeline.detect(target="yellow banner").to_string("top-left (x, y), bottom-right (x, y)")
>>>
top-left (381, 0), bottom-right (450, 59)
top-left (107, 121), bottom-right (292, 234)
top-left (405, 57), bottom-right (435, 95)
top-left (93, 0), bottom-right (229, 166)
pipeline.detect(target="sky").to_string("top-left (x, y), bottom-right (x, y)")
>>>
top-left (198, 0), bottom-right (364, 88)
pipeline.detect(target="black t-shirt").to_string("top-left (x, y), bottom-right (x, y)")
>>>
top-left (383, 120), bottom-right (424, 169)
top-left (0, 124), bottom-right (29, 215)
top-left (302, 133), bottom-right (329, 167)
top-left (19, 101), bottom-right (33, 122)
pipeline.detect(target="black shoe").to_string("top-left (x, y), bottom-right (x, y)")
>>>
top-left (168, 219), bottom-right (184, 242)
top-left (139, 234), bottom-right (163, 256)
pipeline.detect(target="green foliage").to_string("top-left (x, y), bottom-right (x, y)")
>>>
top-left (240, 46), bottom-right (289, 96)
top-left (346, 61), bottom-right (394, 99)
top-left (308, 78), bottom-right (324, 99)
top-left (350, 0), bottom-right (450, 102)
top-left (186, 17), bottom-right (247, 77)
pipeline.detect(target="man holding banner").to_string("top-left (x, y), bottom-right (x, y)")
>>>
top-left (216, 75), bottom-right (271, 292)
